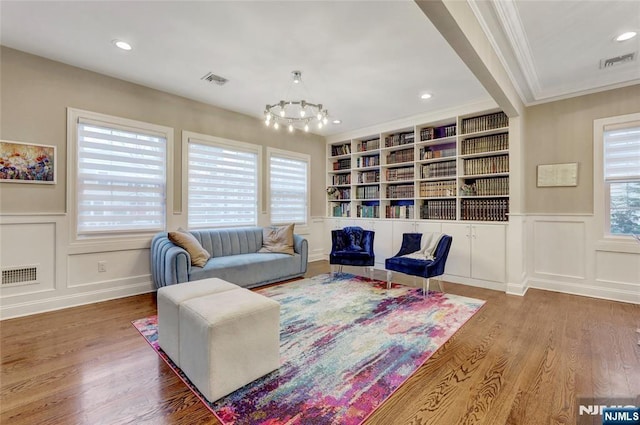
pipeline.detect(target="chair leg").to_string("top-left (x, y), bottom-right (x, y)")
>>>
top-left (437, 279), bottom-right (444, 293)
top-left (422, 277), bottom-right (430, 298)
top-left (369, 266), bottom-right (375, 280)
top-left (386, 270), bottom-right (392, 290)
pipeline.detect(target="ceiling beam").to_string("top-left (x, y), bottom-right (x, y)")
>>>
top-left (414, 0), bottom-right (524, 117)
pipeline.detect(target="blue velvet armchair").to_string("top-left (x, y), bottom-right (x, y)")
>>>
top-left (385, 233), bottom-right (453, 296)
top-left (329, 226), bottom-right (375, 278)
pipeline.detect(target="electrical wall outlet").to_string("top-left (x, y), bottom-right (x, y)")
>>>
top-left (98, 261), bottom-right (107, 273)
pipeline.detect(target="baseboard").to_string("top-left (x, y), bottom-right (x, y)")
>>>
top-left (506, 273), bottom-right (529, 296)
top-left (528, 277), bottom-right (640, 305)
top-left (440, 274), bottom-right (506, 292)
top-left (506, 281), bottom-right (529, 296)
top-left (0, 281), bottom-right (155, 320)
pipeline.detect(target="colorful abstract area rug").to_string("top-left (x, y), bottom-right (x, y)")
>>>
top-left (132, 273), bottom-right (485, 425)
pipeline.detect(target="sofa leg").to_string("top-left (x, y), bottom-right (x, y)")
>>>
top-left (386, 270), bottom-right (392, 290)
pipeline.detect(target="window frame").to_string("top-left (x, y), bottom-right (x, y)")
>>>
top-left (182, 131), bottom-right (262, 229)
top-left (266, 147), bottom-right (310, 226)
top-left (593, 112), bottom-right (640, 248)
top-left (67, 108), bottom-right (174, 245)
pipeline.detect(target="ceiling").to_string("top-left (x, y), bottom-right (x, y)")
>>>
top-left (1, 1), bottom-right (639, 137)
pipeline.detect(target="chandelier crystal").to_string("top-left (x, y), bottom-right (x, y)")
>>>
top-left (264, 70), bottom-right (329, 133)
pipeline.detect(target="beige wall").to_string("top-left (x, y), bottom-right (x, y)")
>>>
top-left (524, 84), bottom-right (640, 214)
top-left (0, 47), bottom-right (326, 216)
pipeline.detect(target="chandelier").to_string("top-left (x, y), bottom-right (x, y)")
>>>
top-left (264, 70), bottom-right (329, 133)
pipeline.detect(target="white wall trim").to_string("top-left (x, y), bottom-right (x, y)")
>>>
top-left (441, 274), bottom-right (506, 292)
top-left (0, 280), bottom-right (154, 320)
top-left (506, 271), bottom-right (528, 296)
top-left (528, 277), bottom-right (639, 305)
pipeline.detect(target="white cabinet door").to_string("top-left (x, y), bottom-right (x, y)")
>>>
top-left (370, 220), bottom-right (394, 268)
top-left (415, 221), bottom-right (443, 235)
top-left (441, 223), bottom-right (471, 278)
top-left (471, 224), bottom-right (506, 283)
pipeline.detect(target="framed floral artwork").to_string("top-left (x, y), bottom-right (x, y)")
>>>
top-left (0, 140), bottom-right (56, 184)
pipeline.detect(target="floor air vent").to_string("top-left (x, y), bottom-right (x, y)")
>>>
top-left (2, 265), bottom-right (39, 287)
top-left (600, 52), bottom-right (636, 69)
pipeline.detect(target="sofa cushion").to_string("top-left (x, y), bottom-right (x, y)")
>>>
top-left (191, 227), bottom-right (263, 258)
top-left (190, 252), bottom-right (302, 288)
top-left (168, 229), bottom-right (211, 267)
top-left (259, 224), bottom-right (295, 255)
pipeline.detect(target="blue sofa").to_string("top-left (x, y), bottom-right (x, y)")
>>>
top-left (151, 227), bottom-right (308, 289)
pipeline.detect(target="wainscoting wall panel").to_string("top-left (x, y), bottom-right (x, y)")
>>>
top-left (67, 249), bottom-right (152, 288)
top-left (533, 220), bottom-right (586, 280)
top-left (0, 213), bottom-right (329, 319)
top-left (527, 215), bottom-right (639, 304)
top-left (595, 251), bottom-right (640, 290)
top-left (0, 221), bottom-right (57, 297)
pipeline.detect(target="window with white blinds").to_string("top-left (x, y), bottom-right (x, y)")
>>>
top-left (76, 120), bottom-right (167, 235)
top-left (268, 149), bottom-right (309, 225)
top-left (188, 139), bottom-right (259, 227)
top-left (603, 123), bottom-right (640, 235)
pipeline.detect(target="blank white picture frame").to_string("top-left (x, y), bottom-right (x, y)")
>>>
top-left (537, 162), bottom-right (578, 187)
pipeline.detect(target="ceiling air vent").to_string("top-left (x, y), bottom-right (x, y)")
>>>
top-left (201, 72), bottom-right (229, 86)
top-left (599, 52), bottom-right (636, 69)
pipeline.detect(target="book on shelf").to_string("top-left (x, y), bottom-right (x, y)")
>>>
top-left (356, 185), bottom-right (380, 200)
top-left (386, 166), bottom-right (414, 182)
top-left (463, 155), bottom-right (509, 175)
top-left (385, 132), bottom-right (414, 148)
top-left (420, 124), bottom-right (456, 141)
top-left (386, 184), bottom-right (415, 199)
top-left (386, 202), bottom-right (414, 219)
top-left (359, 138), bottom-right (380, 152)
top-left (356, 154), bottom-right (380, 168)
top-left (328, 187), bottom-right (351, 200)
top-left (461, 198), bottom-right (508, 221)
top-left (420, 146), bottom-right (456, 160)
top-left (331, 174), bottom-right (351, 185)
top-left (420, 199), bottom-right (456, 220)
top-left (358, 170), bottom-right (380, 183)
top-left (357, 202), bottom-right (380, 218)
top-left (331, 202), bottom-right (351, 218)
top-left (461, 133), bottom-right (509, 155)
top-left (419, 180), bottom-right (456, 197)
top-left (461, 111), bottom-right (508, 134)
top-left (421, 160), bottom-right (457, 178)
top-left (462, 176), bottom-right (509, 196)
top-left (331, 143), bottom-right (351, 156)
top-left (333, 158), bottom-right (351, 170)
top-left (386, 148), bottom-right (414, 164)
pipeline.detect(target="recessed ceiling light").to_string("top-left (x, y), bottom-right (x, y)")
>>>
top-left (616, 31), bottom-right (637, 42)
top-left (112, 39), bottom-right (132, 51)
top-left (420, 93), bottom-right (432, 100)
top-left (332, 119), bottom-right (342, 124)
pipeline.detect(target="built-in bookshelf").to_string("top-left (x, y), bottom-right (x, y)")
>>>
top-left (326, 109), bottom-right (510, 221)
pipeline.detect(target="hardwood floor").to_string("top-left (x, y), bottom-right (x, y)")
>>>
top-left (1, 261), bottom-right (638, 425)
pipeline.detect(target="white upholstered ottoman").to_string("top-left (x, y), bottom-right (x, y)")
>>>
top-left (179, 288), bottom-right (281, 402)
top-left (157, 278), bottom-right (239, 366)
